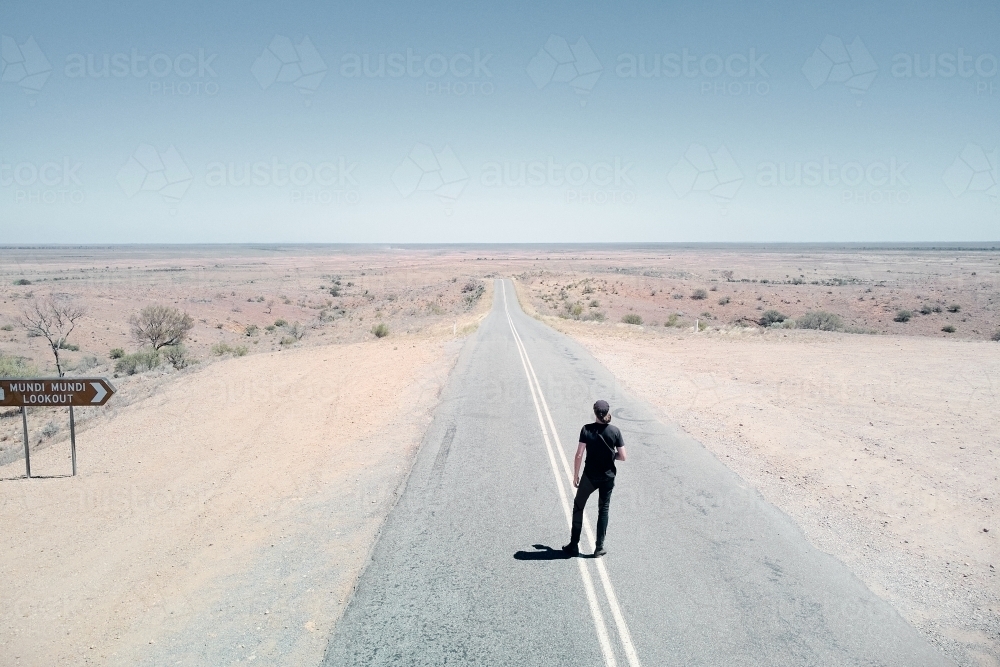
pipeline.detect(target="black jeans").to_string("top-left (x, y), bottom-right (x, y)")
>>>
top-left (570, 473), bottom-right (615, 548)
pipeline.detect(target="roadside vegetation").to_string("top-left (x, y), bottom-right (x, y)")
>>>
top-left (114, 349), bottom-right (161, 376)
top-left (0, 354), bottom-right (38, 378)
top-left (516, 262), bottom-right (995, 341)
top-left (758, 310), bottom-right (787, 327)
top-left (130, 305), bottom-right (194, 350)
top-left (797, 311), bottom-right (844, 331)
top-left (211, 343), bottom-right (248, 357)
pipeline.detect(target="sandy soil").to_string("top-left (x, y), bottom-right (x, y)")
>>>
top-left (0, 324), bottom-right (485, 665)
top-left (530, 303), bottom-right (999, 666)
top-left (0, 245), bottom-right (498, 365)
top-left (0, 246), bottom-right (494, 461)
top-left (510, 246), bottom-right (1000, 340)
top-left (2, 244), bottom-right (998, 665)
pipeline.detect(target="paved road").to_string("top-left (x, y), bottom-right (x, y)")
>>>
top-left (322, 279), bottom-right (953, 667)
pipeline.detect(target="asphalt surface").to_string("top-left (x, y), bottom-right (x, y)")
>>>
top-left (322, 279), bottom-right (954, 667)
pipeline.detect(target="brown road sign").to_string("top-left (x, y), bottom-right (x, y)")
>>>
top-left (0, 377), bottom-right (116, 407)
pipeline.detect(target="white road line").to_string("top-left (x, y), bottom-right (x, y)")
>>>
top-left (508, 316), bottom-right (643, 667)
top-left (503, 284), bottom-right (618, 667)
top-left (501, 281), bottom-right (642, 667)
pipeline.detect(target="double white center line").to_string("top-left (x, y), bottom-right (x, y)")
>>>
top-left (501, 281), bottom-right (641, 667)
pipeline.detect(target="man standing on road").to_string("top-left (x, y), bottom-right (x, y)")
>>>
top-left (564, 400), bottom-right (627, 558)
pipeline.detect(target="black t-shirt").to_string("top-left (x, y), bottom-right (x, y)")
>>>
top-left (580, 422), bottom-right (625, 481)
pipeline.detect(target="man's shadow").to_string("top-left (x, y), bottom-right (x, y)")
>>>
top-left (513, 544), bottom-right (572, 561)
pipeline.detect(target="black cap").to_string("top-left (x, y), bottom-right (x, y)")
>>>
top-left (593, 400), bottom-right (610, 416)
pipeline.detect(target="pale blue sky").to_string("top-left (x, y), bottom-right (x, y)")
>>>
top-left (1, 0), bottom-right (998, 242)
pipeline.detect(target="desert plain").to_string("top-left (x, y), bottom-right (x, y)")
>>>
top-left (0, 243), bottom-right (998, 666)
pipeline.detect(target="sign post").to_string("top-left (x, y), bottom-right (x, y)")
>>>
top-left (0, 378), bottom-right (116, 478)
top-left (70, 405), bottom-right (77, 476)
top-left (21, 406), bottom-right (31, 478)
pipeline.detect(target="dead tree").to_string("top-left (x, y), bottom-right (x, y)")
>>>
top-left (19, 299), bottom-right (87, 377)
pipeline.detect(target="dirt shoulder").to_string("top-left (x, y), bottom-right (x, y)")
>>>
top-left (0, 333), bottom-right (464, 666)
top-left (544, 314), bottom-right (998, 667)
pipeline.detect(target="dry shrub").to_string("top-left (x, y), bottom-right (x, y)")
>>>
top-left (130, 305), bottom-right (193, 350)
top-left (797, 311), bottom-right (844, 331)
top-left (759, 310), bottom-right (787, 326)
top-left (114, 349), bottom-right (161, 376)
